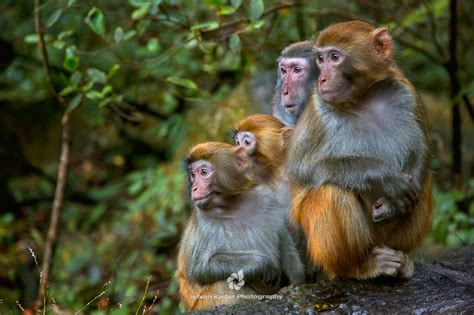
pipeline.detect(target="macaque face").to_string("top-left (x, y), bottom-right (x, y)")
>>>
top-left (316, 47), bottom-right (354, 104)
top-left (279, 57), bottom-right (311, 114)
top-left (188, 160), bottom-right (216, 209)
top-left (234, 131), bottom-right (257, 156)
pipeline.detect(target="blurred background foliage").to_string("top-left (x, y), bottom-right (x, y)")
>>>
top-left (0, 0), bottom-right (472, 313)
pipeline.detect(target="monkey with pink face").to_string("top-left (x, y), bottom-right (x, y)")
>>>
top-left (177, 142), bottom-right (304, 311)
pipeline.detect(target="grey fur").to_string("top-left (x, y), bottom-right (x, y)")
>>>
top-left (180, 184), bottom-right (304, 293)
top-left (288, 78), bottom-right (430, 210)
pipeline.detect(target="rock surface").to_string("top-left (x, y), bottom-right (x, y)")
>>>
top-left (197, 245), bottom-right (474, 313)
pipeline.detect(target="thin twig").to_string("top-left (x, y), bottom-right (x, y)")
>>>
top-left (135, 277), bottom-right (151, 315)
top-left (201, 2), bottom-right (300, 36)
top-left (462, 94), bottom-right (474, 122)
top-left (34, 0), bottom-right (71, 311)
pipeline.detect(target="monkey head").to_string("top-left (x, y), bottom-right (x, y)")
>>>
top-left (186, 142), bottom-right (255, 210)
top-left (316, 20), bottom-right (394, 105)
top-left (232, 114), bottom-right (292, 182)
top-left (275, 41), bottom-right (318, 124)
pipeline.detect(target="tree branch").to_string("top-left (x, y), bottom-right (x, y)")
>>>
top-left (201, 2), bottom-right (300, 36)
top-left (34, 0), bottom-right (71, 311)
top-left (462, 94), bottom-right (474, 122)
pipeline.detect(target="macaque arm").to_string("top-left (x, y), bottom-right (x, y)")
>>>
top-left (299, 155), bottom-right (417, 203)
top-left (189, 250), bottom-right (280, 285)
top-left (279, 229), bottom-right (305, 284)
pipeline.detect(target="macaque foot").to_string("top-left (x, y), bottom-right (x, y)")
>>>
top-left (365, 245), bottom-right (413, 278)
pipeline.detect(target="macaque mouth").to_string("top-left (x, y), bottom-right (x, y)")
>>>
top-left (192, 193), bottom-right (213, 204)
top-left (285, 104), bottom-right (297, 113)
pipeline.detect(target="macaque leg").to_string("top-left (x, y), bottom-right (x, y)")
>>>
top-left (177, 252), bottom-right (247, 311)
top-left (374, 174), bottom-right (433, 279)
top-left (294, 184), bottom-right (415, 279)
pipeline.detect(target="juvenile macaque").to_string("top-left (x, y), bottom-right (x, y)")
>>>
top-left (288, 21), bottom-right (433, 280)
top-left (177, 142), bottom-right (304, 311)
top-left (233, 114), bottom-right (291, 185)
top-left (273, 41), bottom-right (319, 127)
top-left (233, 114), bottom-right (319, 281)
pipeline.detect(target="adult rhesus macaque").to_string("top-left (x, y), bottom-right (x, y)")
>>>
top-left (177, 142), bottom-right (304, 311)
top-left (273, 41), bottom-right (319, 127)
top-left (288, 21), bottom-right (433, 280)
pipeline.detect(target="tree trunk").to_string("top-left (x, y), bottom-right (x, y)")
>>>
top-left (447, 0), bottom-right (462, 187)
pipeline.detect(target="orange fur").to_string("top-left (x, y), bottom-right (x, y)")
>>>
top-left (234, 114), bottom-right (287, 183)
top-left (289, 20), bottom-right (433, 280)
top-left (292, 175), bottom-right (433, 279)
top-left (177, 250), bottom-right (248, 310)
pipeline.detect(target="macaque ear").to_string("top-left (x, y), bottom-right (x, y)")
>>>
top-left (280, 127), bottom-right (294, 147)
top-left (233, 147), bottom-right (252, 171)
top-left (372, 28), bottom-right (392, 60)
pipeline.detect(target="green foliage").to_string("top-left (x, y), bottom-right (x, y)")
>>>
top-left (0, 0), bottom-right (472, 313)
top-left (431, 182), bottom-right (474, 247)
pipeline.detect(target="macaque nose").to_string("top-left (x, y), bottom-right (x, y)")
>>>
top-left (192, 186), bottom-right (197, 192)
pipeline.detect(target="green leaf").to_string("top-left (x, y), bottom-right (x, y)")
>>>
top-left (63, 46), bottom-right (79, 72)
top-left (46, 9), bottom-right (63, 28)
top-left (249, 0), bottom-right (264, 22)
top-left (101, 85), bottom-right (113, 96)
top-left (59, 85), bottom-right (76, 96)
top-left (68, 0), bottom-right (77, 7)
top-left (98, 98), bottom-right (112, 108)
top-left (80, 81), bottom-right (94, 92)
top-left (85, 7), bottom-right (106, 36)
top-left (58, 29), bottom-right (75, 40)
top-left (204, 0), bottom-right (225, 8)
top-left (129, 0), bottom-right (149, 8)
top-left (147, 37), bottom-right (160, 52)
top-left (24, 34), bottom-right (39, 44)
top-left (67, 93), bottom-right (83, 113)
top-left (53, 40), bottom-right (65, 50)
top-left (231, 0), bottom-right (241, 8)
top-left (87, 68), bottom-right (107, 83)
top-left (247, 19), bottom-right (265, 30)
top-left (218, 6), bottom-right (237, 15)
top-left (132, 3), bottom-right (151, 20)
top-left (191, 21), bottom-right (219, 31)
top-left (107, 64), bottom-right (121, 78)
top-left (114, 27), bottom-right (124, 43)
top-left (86, 90), bottom-right (104, 100)
top-left (123, 30), bottom-right (137, 41)
top-left (167, 76), bottom-right (198, 90)
top-left (229, 34), bottom-right (240, 52)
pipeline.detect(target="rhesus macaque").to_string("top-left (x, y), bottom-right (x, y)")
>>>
top-left (233, 114), bottom-right (291, 185)
top-left (288, 21), bottom-right (433, 280)
top-left (233, 114), bottom-right (319, 282)
top-left (273, 41), bottom-right (319, 127)
top-left (177, 142), bottom-right (304, 311)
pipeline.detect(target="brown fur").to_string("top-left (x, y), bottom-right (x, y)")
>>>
top-left (234, 114), bottom-right (288, 183)
top-left (292, 175), bottom-right (432, 279)
top-left (290, 21), bottom-right (433, 279)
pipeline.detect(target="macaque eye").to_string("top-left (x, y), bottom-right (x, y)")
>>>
top-left (294, 66), bottom-right (302, 73)
top-left (280, 67), bottom-right (287, 75)
top-left (201, 168), bottom-right (208, 176)
top-left (235, 140), bottom-right (240, 146)
top-left (330, 52), bottom-right (340, 62)
top-left (244, 139), bottom-right (252, 146)
top-left (317, 54), bottom-right (324, 63)
top-left (189, 170), bottom-right (195, 178)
